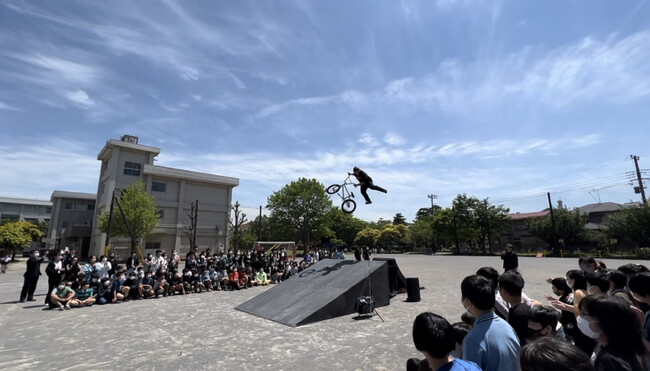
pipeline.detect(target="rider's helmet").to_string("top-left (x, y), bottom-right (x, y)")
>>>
top-left (353, 166), bottom-right (359, 172)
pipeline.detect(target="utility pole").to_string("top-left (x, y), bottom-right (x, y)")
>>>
top-left (427, 194), bottom-right (437, 252)
top-left (547, 192), bottom-right (559, 255)
top-left (104, 191), bottom-right (115, 257)
top-left (259, 206), bottom-right (262, 240)
top-left (193, 200), bottom-right (198, 248)
top-left (631, 155), bottom-right (647, 204)
top-left (452, 206), bottom-right (459, 254)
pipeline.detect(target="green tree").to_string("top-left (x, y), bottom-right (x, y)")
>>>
top-left (527, 207), bottom-right (587, 248)
top-left (414, 206), bottom-right (442, 221)
top-left (475, 199), bottom-right (510, 254)
top-left (266, 178), bottom-right (333, 251)
top-left (98, 182), bottom-right (159, 253)
top-left (604, 205), bottom-right (650, 248)
top-left (432, 208), bottom-right (456, 249)
top-left (354, 228), bottom-right (381, 248)
top-left (409, 215), bottom-right (433, 248)
top-left (452, 194), bottom-right (481, 250)
top-left (367, 218), bottom-right (391, 230)
top-left (392, 213), bottom-right (408, 225)
top-left (325, 207), bottom-right (366, 247)
top-left (377, 225), bottom-right (402, 250)
top-left (0, 221), bottom-right (43, 259)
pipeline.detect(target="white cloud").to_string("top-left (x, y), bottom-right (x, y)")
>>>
top-left (253, 31), bottom-right (650, 120)
top-left (0, 138), bottom-right (99, 199)
top-left (384, 133), bottom-right (406, 146)
top-left (9, 53), bottom-right (98, 86)
top-left (0, 101), bottom-right (20, 111)
top-left (65, 90), bottom-right (95, 108)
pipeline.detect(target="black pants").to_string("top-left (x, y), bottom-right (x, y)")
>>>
top-left (20, 275), bottom-right (40, 301)
top-left (360, 181), bottom-right (387, 203)
top-left (44, 277), bottom-right (60, 305)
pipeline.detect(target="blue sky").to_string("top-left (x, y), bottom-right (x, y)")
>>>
top-left (1, 0), bottom-right (650, 222)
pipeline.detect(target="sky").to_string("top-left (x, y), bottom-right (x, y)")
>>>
top-left (1, 0), bottom-right (650, 222)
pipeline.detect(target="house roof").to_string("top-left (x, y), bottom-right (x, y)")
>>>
top-left (508, 210), bottom-right (550, 220)
top-left (577, 202), bottom-right (622, 214)
top-left (50, 191), bottom-right (97, 202)
top-left (144, 164), bottom-right (239, 186)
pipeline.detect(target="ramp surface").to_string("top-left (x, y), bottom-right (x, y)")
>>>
top-left (235, 259), bottom-right (389, 327)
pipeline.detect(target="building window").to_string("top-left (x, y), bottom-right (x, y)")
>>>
top-left (157, 209), bottom-right (164, 219)
top-left (65, 202), bottom-right (92, 210)
top-left (145, 242), bottom-right (161, 250)
top-left (124, 161), bottom-right (141, 176)
top-left (152, 182), bottom-right (167, 192)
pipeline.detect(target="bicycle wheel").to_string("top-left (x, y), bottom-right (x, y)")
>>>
top-left (341, 199), bottom-right (356, 214)
top-left (326, 184), bottom-right (341, 194)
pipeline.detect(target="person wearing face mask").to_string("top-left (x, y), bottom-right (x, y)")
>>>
top-left (581, 295), bottom-right (646, 371)
top-left (49, 280), bottom-right (76, 311)
top-left (126, 252), bottom-right (139, 272)
top-left (585, 271), bottom-right (609, 296)
top-left (141, 272), bottom-right (155, 298)
top-left (460, 275), bottom-right (520, 371)
top-left (97, 255), bottom-right (111, 279)
top-left (168, 270), bottom-right (185, 295)
top-left (110, 273), bottom-right (127, 303)
top-left (96, 278), bottom-right (114, 304)
top-left (70, 281), bottom-right (96, 307)
top-left (527, 305), bottom-right (561, 341)
top-left (555, 270), bottom-right (596, 356)
top-left (123, 273), bottom-right (141, 299)
top-left (628, 272), bottom-right (650, 354)
top-left (44, 254), bottom-right (64, 307)
top-left (407, 312), bottom-right (481, 371)
top-left (19, 249), bottom-right (46, 302)
top-left (545, 278), bottom-right (576, 339)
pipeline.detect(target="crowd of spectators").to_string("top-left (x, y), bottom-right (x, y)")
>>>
top-left (408, 256), bottom-right (650, 371)
top-left (39, 246), bottom-right (326, 311)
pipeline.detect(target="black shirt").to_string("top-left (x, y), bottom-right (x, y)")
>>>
top-left (508, 303), bottom-right (531, 346)
top-left (501, 251), bottom-right (518, 271)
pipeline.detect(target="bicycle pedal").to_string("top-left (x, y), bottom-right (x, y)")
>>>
top-left (351, 193), bottom-right (354, 198)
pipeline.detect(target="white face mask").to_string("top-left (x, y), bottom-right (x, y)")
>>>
top-left (577, 316), bottom-right (599, 339)
top-left (587, 286), bottom-right (598, 295)
top-left (57, 285), bottom-right (65, 290)
top-left (34, 253), bottom-right (40, 258)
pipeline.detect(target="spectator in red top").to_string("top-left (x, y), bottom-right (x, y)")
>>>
top-left (228, 267), bottom-right (241, 290)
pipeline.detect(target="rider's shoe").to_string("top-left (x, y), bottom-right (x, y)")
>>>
top-left (365, 201), bottom-right (372, 204)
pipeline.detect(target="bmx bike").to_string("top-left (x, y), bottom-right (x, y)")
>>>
top-left (326, 175), bottom-right (357, 214)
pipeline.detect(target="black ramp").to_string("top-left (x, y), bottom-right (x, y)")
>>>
top-left (235, 259), bottom-right (389, 327)
top-left (373, 257), bottom-right (408, 296)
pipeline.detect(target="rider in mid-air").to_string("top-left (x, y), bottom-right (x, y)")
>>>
top-left (348, 166), bottom-right (387, 204)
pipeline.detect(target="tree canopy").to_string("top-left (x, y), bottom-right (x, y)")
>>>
top-left (0, 221), bottom-right (42, 258)
top-left (604, 204), bottom-right (650, 248)
top-left (527, 207), bottom-right (587, 248)
top-left (266, 177), bottom-right (333, 250)
top-left (98, 182), bottom-right (159, 251)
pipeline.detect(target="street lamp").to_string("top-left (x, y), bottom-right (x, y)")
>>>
top-left (427, 194), bottom-right (438, 252)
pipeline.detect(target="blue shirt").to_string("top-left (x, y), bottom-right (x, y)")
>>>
top-left (462, 311), bottom-right (520, 371)
top-left (438, 359), bottom-right (481, 371)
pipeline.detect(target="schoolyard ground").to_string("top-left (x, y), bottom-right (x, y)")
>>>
top-left (0, 254), bottom-right (645, 370)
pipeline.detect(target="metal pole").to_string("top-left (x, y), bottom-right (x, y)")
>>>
top-left (428, 194), bottom-right (437, 252)
top-left (452, 206), bottom-right (459, 253)
top-left (631, 155), bottom-right (647, 204)
top-left (547, 192), bottom-right (559, 254)
top-left (258, 205), bottom-right (262, 240)
top-left (193, 200), bottom-right (198, 248)
top-left (104, 191), bottom-right (115, 256)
